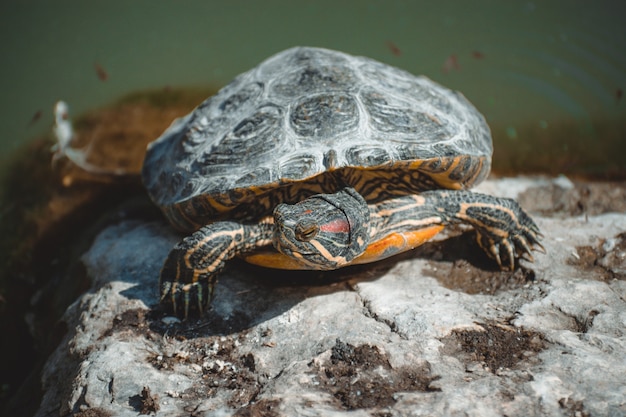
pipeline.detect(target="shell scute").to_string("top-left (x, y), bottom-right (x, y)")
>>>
top-left (218, 82), bottom-right (264, 113)
top-left (290, 93), bottom-right (359, 139)
top-left (345, 146), bottom-right (392, 167)
top-left (279, 153), bottom-right (320, 181)
top-left (234, 167), bottom-right (276, 188)
top-left (272, 65), bottom-right (359, 97)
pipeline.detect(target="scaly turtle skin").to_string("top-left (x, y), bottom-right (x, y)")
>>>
top-left (142, 47), bottom-right (543, 318)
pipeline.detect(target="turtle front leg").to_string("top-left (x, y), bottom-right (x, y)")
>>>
top-left (159, 218), bottom-right (274, 318)
top-left (371, 190), bottom-right (543, 270)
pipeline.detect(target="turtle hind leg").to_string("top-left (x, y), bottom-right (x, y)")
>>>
top-left (469, 199), bottom-right (544, 270)
top-left (371, 190), bottom-right (544, 270)
top-left (159, 219), bottom-right (274, 319)
top-left (421, 190), bottom-right (544, 270)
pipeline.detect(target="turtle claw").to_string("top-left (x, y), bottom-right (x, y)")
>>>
top-left (503, 239), bottom-right (516, 271)
top-left (475, 217), bottom-right (543, 271)
top-left (513, 234), bottom-right (535, 261)
top-left (159, 247), bottom-right (215, 319)
top-left (533, 241), bottom-right (547, 254)
top-left (491, 244), bottom-right (503, 269)
top-left (160, 280), bottom-right (213, 320)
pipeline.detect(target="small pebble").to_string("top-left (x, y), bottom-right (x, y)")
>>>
top-left (161, 316), bottom-right (181, 325)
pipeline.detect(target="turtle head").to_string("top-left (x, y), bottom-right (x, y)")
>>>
top-left (273, 188), bottom-right (370, 269)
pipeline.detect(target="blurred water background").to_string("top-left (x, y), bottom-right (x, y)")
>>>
top-left (1, 0), bottom-right (625, 177)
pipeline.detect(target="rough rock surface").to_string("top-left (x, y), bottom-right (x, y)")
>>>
top-left (36, 177), bottom-right (626, 417)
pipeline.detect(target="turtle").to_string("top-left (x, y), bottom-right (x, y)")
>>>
top-left (142, 46), bottom-right (543, 318)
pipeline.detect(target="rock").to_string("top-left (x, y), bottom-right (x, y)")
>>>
top-left (35, 177), bottom-right (626, 417)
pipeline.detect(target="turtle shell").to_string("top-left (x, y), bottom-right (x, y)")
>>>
top-left (142, 47), bottom-right (493, 232)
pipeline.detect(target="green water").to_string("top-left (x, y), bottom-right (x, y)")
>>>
top-left (1, 0), bottom-right (625, 175)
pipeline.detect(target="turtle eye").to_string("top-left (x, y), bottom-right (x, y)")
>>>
top-left (295, 222), bottom-right (319, 242)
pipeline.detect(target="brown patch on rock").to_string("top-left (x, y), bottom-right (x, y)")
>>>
top-left (420, 232), bottom-right (536, 294)
top-left (135, 386), bottom-right (160, 415)
top-left (518, 181), bottom-right (626, 216)
top-left (429, 259), bottom-right (535, 295)
top-left (73, 408), bottom-right (114, 417)
top-left (147, 334), bottom-right (262, 409)
top-left (311, 339), bottom-right (439, 410)
top-left (440, 322), bottom-right (545, 373)
top-left (233, 399), bottom-right (281, 417)
top-left (102, 308), bottom-right (151, 340)
top-left (569, 232), bottom-right (626, 281)
top-left (559, 397), bottom-right (590, 417)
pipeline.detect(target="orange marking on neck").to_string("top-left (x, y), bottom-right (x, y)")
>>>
top-left (242, 251), bottom-right (312, 270)
top-left (243, 225), bottom-right (445, 270)
top-left (353, 225), bottom-right (444, 265)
